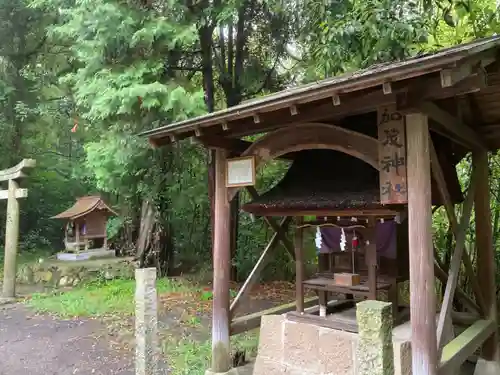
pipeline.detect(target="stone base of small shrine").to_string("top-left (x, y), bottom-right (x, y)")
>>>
top-left (17, 256), bottom-right (135, 287)
top-left (56, 248), bottom-right (115, 261)
top-left (253, 314), bottom-right (412, 375)
top-left (205, 366), bottom-right (253, 375)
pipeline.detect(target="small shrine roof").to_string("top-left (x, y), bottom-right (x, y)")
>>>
top-left (51, 196), bottom-right (117, 220)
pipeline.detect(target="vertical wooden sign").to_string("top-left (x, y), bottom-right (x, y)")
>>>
top-left (377, 105), bottom-right (407, 204)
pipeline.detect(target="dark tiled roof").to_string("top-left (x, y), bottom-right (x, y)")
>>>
top-left (243, 150), bottom-right (384, 213)
top-left (242, 147), bottom-right (463, 215)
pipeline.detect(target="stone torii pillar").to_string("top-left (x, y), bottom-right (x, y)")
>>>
top-left (0, 159), bottom-right (36, 299)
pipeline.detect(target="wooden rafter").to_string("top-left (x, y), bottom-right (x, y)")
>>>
top-left (149, 71), bottom-right (488, 146)
top-left (440, 49), bottom-right (497, 88)
top-left (197, 135), bottom-right (251, 153)
top-left (420, 102), bottom-right (487, 150)
top-left (229, 217), bottom-right (292, 317)
top-left (432, 136), bottom-right (478, 351)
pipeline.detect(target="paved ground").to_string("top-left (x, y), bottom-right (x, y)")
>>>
top-left (0, 303), bottom-right (134, 375)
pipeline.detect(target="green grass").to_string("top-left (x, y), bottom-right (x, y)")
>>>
top-left (26, 276), bottom-right (260, 375)
top-left (26, 277), bottom-right (195, 317)
top-left (165, 331), bottom-right (259, 375)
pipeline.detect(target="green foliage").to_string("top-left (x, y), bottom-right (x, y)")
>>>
top-left (297, 0), bottom-right (429, 79)
top-left (0, 0), bottom-right (497, 308)
top-left (166, 332), bottom-right (259, 375)
top-left (26, 277), bottom-right (194, 317)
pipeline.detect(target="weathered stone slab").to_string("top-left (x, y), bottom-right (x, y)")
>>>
top-left (319, 327), bottom-right (357, 375)
top-left (283, 320), bottom-right (320, 372)
top-left (356, 300), bottom-right (395, 375)
top-left (135, 267), bottom-right (160, 375)
top-left (252, 357), bottom-right (287, 375)
top-left (257, 315), bottom-right (285, 362)
top-left (393, 339), bottom-right (412, 375)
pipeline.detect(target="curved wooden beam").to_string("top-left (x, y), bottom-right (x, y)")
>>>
top-left (242, 123), bottom-right (379, 169)
top-left (228, 123), bottom-right (379, 199)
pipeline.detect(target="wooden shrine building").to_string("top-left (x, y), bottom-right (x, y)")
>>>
top-left (142, 36), bottom-right (500, 375)
top-left (52, 196), bottom-right (117, 253)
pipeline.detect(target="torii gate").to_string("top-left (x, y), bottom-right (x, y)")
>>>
top-left (0, 159), bottom-right (36, 299)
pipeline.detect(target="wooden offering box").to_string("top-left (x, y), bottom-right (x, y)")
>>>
top-left (334, 273), bottom-right (361, 287)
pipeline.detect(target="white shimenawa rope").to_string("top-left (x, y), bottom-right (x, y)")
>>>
top-left (315, 226), bottom-right (322, 250)
top-left (340, 228), bottom-right (347, 251)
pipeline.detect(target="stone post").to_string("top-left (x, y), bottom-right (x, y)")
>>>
top-left (356, 300), bottom-right (395, 375)
top-left (2, 179), bottom-right (20, 298)
top-left (135, 267), bottom-right (160, 375)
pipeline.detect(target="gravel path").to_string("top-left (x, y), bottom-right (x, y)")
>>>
top-left (0, 303), bottom-right (134, 375)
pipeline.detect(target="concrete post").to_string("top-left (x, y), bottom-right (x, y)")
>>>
top-left (135, 267), bottom-right (160, 375)
top-left (356, 300), bottom-right (395, 375)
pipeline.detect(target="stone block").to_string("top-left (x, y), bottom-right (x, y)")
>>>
top-left (474, 358), bottom-right (500, 375)
top-left (319, 327), bottom-right (356, 375)
top-left (283, 320), bottom-right (320, 372)
top-left (356, 300), bottom-right (394, 375)
top-left (393, 339), bottom-right (411, 375)
top-left (252, 356), bottom-right (287, 375)
top-left (135, 267), bottom-right (159, 375)
top-left (286, 364), bottom-right (317, 375)
top-left (257, 315), bottom-right (285, 362)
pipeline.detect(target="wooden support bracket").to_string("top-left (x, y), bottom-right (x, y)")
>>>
top-left (433, 139), bottom-right (477, 351)
top-left (439, 319), bottom-right (496, 374)
top-left (229, 217), bottom-right (291, 317)
top-left (420, 102), bottom-right (487, 150)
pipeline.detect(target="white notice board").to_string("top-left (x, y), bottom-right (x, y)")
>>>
top-left (226, 156), bottom-right (256, 187)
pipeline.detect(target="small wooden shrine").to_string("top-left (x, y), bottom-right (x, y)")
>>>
top-left (142, 36), bottom-right (500, 375)
top-left (242, 147), bottom-right (462, 324)
top-left (52, 196), bottom-right (117, 255)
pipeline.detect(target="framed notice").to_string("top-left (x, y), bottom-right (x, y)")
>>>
top-left (226, 156), bottom-right (256, 187)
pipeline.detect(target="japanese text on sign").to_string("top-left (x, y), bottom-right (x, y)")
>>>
top-left (377, 105), bottom-right (407, 204)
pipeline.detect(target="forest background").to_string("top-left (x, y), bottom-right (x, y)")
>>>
top-left (0, 0), bottom-right (499, 300)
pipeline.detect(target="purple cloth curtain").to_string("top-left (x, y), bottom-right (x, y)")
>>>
top-left (318, 221), bottom-right (397, 259)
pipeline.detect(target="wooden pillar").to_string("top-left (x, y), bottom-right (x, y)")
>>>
top-left (473, 150), bottom-right (499, 361)
top-left (406, 112), bottom-right (438, 375)
top-left (295, 217), bottom-right (304, 313)
top-left (75, 221), bottom-right (80, 252)
top-left (211, 148), bottom-right (231, 373)
top-left (2, 179), bottom-right (20, 298)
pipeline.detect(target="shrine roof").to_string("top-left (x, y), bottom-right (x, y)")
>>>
top-left (142, 36), bottom-right (500, 148)
top-left (242, 149), bottom-right (462, 216)
top-left (51, 196), bottom-right (117, 220)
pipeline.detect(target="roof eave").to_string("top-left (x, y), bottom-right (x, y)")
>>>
top-left (141, 37), bottom-right (500, 140)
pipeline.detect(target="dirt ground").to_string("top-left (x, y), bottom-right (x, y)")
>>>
top-left (0, 303), bottom-right (135, 375)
